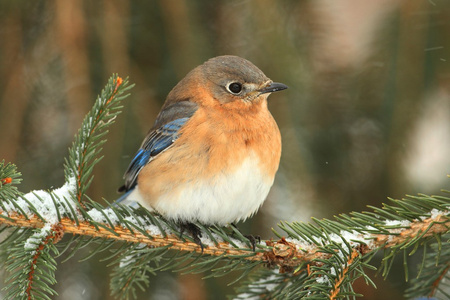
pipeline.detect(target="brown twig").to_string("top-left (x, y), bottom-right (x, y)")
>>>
top-left (0, 209), bottom-right (448, 271)
top-left (329, 249), bottom-right (360, 300)
top-left (25, 224), bottom-right (64, 300)
top-left (429, 262), bottom-right (450, 298)
top-left (75, 77), bottom-right (123, 204)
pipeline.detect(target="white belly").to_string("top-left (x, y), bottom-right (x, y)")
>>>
top-left (135, 154), bottom-right (273, 225)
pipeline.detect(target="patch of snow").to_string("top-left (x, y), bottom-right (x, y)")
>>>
top-left (316, 275), bottom-right (330, 285)
top-left (24, 223), bottom-right (53, 253)
top-left (4, 176), bottom-right (79, 225)
top-left (327, 229), bottom-right (376, 251)
top-left (200, 233), bottom-right (217, 248)
top-left (430, 208), bottom-right (448, 219)
top-left (384, 219), bottom-right (411, 227)
top-left (87, 208), bottom-right (119, 225)
top-left (119, 255), bottom-right (137, 268)
top-left (285, 237), bottom-right (317, 252)
top-left (123, 214), bottom-right (163, 236)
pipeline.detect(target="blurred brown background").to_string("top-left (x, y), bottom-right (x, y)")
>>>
top-left (0, 0), bottom-right (449, 299)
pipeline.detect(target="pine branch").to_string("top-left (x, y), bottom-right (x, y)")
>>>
top-left (1, 158), bottom-right (450, 299)
top-left (405, 233), bottom-right (450, 299)
top-left (430, 263), bottom-right (450, 297)
top-left (0, 74), bottom-right (132, 300)
top-left (0, 196), bottom-right (448, 269)
top-left (0, 161), bottom-right (22, 200)
top-left (2, 175), bottom-right (448, 299)
top-left (1, 225), bottom-right (62, 300)
top-left (64, 75), bottom-right (132, 204)
top-left (1, 74), bottom-right (449, 299)
top-left (329, 250), bottom-right (360, 299)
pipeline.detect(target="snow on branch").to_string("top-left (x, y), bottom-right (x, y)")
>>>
top-left (0, 186), bottom-right (448, 271)
top-left (1, 74), bottom-right (449, 299)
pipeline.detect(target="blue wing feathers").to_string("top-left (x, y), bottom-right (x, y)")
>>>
top-left (119, 99), bottom-right (198, 193)
top-left (146, 118), bottom-right (189, 156)
top-left (126, 149), bottom-right (151, 179)
top-left (121, 117), bottom-right (190, 191)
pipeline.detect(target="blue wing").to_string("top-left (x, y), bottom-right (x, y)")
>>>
top-left (120, 117), bottom-right (190, 191)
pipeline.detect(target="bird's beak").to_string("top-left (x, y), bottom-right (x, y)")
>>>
top-left (258, 82), bottom-right (288, 95)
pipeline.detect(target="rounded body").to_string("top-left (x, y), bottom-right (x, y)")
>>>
top-left (136, 96), bottom-right (281, 225)
top-left (121, 56), bottom-right (286, 226)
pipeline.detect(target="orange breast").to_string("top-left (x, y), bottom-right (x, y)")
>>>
top-left (137, 96), bottom-right (281, 207)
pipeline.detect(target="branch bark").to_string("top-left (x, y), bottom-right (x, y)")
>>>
top-left (0, 210), bottom-right (448, 271)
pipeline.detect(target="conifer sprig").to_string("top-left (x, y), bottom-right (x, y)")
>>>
top-left (0, 75), bottom-right (449, 299)
top-left (0, 75), bottom-right (133, 300)
top-left (64, 75), bottom-right (133, 203)
top-left (0, 160), bottom-right (22, 201)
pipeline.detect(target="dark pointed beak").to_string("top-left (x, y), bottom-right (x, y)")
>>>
top-left (258, 82), bottom-right (288, 95)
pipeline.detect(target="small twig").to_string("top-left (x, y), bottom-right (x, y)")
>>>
top-left (376, 215), bottom-right (450, 248)
top-left (25, 224), bottom-right (64, 300)
top-left (75, 77), bottom-right (124, 204)
top-left (429, 262), bottom-right (450, 298)
top-left (329, 249), bottom-right (359, 300)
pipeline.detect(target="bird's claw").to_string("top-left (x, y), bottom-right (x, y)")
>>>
top-left (179, 222), bottom-right (204, 253)
top-left (244, 234), bottom-right (260, 251)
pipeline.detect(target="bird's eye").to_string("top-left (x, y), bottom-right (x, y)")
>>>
top-left (227, 82), bottom-right (242, 94)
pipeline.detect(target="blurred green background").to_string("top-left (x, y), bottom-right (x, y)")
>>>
top-left (0, 0), bottom-right (449, 299)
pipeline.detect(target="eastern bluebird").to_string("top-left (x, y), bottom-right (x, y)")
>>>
top-left (118, 55), bottom-right (287, 235)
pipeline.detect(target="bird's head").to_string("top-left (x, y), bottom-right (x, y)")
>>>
top-left (167, 55), bottom-right (287, 108)
top-left (201, 55), bottom-right (287, 104)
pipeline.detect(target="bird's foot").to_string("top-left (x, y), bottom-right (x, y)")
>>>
top-left (244, 234), bottom-right (261, 252)
top-left (179, 222), bottom-right (204, 252)
top-left (231, 223), bottom-right (260, 251)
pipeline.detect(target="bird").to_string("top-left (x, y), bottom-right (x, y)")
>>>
top-left (118, 55), bottom-right (287, 246)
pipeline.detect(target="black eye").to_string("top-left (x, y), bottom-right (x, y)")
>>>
top-left (228, 82), bottom-right (242, 94)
